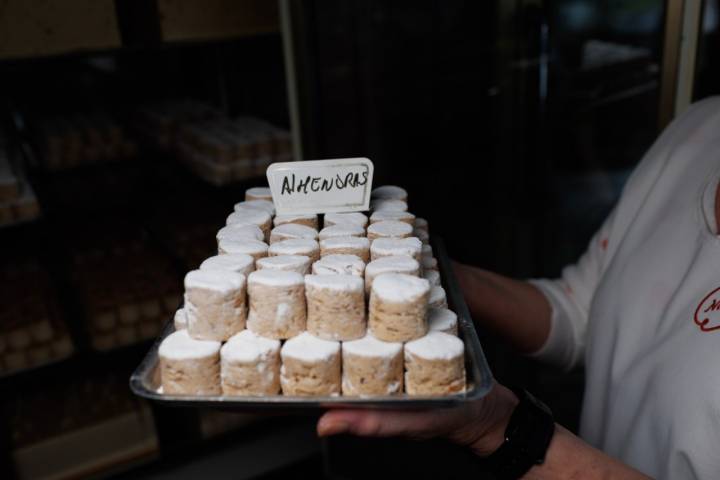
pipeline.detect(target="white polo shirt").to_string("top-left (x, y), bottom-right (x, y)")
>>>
top-left (530, 96), bottom-right (720, 479)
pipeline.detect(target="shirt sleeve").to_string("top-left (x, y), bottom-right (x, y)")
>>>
top-left (525, 96), bottom-right (720, 371)
top-left (526, 207), bottom-right (617, 371)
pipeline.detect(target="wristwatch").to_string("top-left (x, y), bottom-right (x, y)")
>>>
top-left (482, 387), bottom-right (556, 480)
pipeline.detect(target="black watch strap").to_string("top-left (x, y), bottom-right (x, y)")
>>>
top-left (483, 387), bottom-right (555, 480)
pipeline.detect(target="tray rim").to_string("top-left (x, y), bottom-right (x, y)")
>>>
top-left (129, 236), bottom-right (494, 410)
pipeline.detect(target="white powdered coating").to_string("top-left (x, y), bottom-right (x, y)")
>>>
top-left (372, 273), bottom-right (430, 303)
top-left (312, 254), bottom-right (365, 276)
top-left (274, 213), bottom-right (317, 226)
top-left (216, 224), bottom-right (265, 242)
top-left (305, 273), bottom-right (364, 292)
top-left (429, 286), bottom-right (447, 305)
top-left (370, 210), bottom-right (415, 224)
top-left (174, 308), bottom-right (187, 330)
top-left (218, 238), bottom-right (268, 256)
top-left (319, 224), bottom-right (365, 240)
top-left (227, 209), bottom-right (272, 226)
top-left (423, 269), bottom-right (441, 287)
top-left (159, 330), bottom-right (221, 360)
top-left (248, 269), bottom-right (304, 287)
top-left (271, 223), bottom-right (318, 240)
top-left (324, 212), bottom-right (368, 228)
top-left (245, 187), bottom-right (272, 200)
top-left (320, 236), bottom-right (370, 250)
top-left (256, 255), bottom-right (311, 273)
top-left (234, 199), bottom-right (275, 216)
top-left (366, 255), bottom-right (419, 276)
top-left (405, 331), bottom-right (464, 360)
top-left (421, 244), bottom-right (433, 258)
top-left (185, 269), bottom-right (245, 293)
top-left (342, 333), bottom-right (402, 358)
top-left (371, 199), bottom-right (408, 212)
top-left (371, 185), bottom-right (407, 200)
top-left (367, 221), bottom-right (413, 238)
top-left (428, 308), bottom-right (457, 332)
top-left (200, 254), bottom-right (255, 275)
top-left (371, 237), bottom-right (422, 257)
top-left (221, 329), bottom-right (280, 363)
top-left (414, 217), bottom-right (429, 231)
top-left (268, 238), bottom-right (319, 256)
top-left (281, 331), bottom-right (339, 361)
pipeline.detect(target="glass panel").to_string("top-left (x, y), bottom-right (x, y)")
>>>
top-left (695, 0), bottom-right (720, 100)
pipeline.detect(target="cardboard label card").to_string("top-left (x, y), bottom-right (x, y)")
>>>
top-left (266, 158), bottom-right (374, 215)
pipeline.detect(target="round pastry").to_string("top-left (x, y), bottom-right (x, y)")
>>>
top-left (217, 238), bottom-right (268, 261)
top-left (185, 269), bottom-right (247, 341)
top-left (311, 254), bottom-right (365, 277)
top-left (245, 186), bottom-right (273, 201)
top-left (371, 185), bottom-right (408, 202)
top-left (117, 325), bottom-right (138, 345)
top-left (370, 199), bottom-right (408, 212)
top-left (369, 210), bottom-right (415, 225)
top-left (368, 273), bottom-right (430, 342)
top-left (428, 307), bottom-right (458, 335)
top-left (429, 285), bottom-right (448, 308)
top-left (8, 327), bottom-right (31, 350)
top-left (52, 336), bottom-right (74, 357)
top-left (364, 255), bottom-right (420, 294)
top-left (247, 269), bottom-right (306, 339)
top-left (323, 212), bottom-right (368, 229)
top-left (226, 209), bottom-right (272, 240)
top-left (421, 244), bottom-right (433, 259)
top-left (370, 237), bottom-right (422, 262)
top-left (268, 238), bottom-right (320, 263)
top-left (274, 213), bottom-right (319, 230)
top-left (200, 253), bottom-right (255, 277)
top-left (342, 334), bottom-right (403, 396)
top-left (414, 217), bottom-right (429, 233)
top-left (423, 269), bottom-right (441, 287)
top-left (305, 274), bottom-right (366, 340)
top-left (174, 308), bottom-right (188, 330)
top-left (404, 332), bottom-right (465, 396)
top-left (118, 304), bottom-right (140, 325)
top-left (221, 329), bottom-right (281, 396)
top-left (421, 256), bottom-right (438, 271)
top-left (234, 199), bottom-right (275, 216)
top-left (367, 221), bottom-right (413, 241)
top-left (256, 254), bottom-right (311, 275)
top-left (30, 320), bottom-right (53, 343)
top-left (320, 236), bottom-right (370, 263)
top-left (216, 224), bottom-right (265, 243)
top-left (280, 332), bottom-right (341, 396)
top-left (414, 228), bottom-right (430, 245)
top-left (269, 223), bottom-right (318, 244)
top-left (318, 224), bottom-right (365, 241)
top-left (160, 330), bottom-right (221, 395)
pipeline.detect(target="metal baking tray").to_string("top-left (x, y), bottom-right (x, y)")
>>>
top-left (130, 237), bottom-right (493, 409)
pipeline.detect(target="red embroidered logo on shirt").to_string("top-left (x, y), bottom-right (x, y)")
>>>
top-left (694, 287), bottom-right (720, 332)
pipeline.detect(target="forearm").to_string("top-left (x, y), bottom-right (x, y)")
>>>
top-left (522, 426), bottom-right (649, 479)
top-left (452, 261), bottom-right (551, 353)
top-left (472, 386), bottom-right (650, 480)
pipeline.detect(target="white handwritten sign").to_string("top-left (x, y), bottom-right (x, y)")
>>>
top-left (266, 158), bottom-right (374, 215)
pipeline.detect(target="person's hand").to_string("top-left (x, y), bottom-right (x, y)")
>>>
top-left (317, 382), bottom-right (519, 457)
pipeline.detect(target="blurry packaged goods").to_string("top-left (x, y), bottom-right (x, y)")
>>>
top-left (30, 111), bottom-right (138, 171)
top-left (0, 260), bottom-right (74, 375)
top-left (0, 140), bottom-right (41, 226)
top-left (68, 223), bottom-right (182, 351)
top-left (136, 99), bottom-right (293, 185)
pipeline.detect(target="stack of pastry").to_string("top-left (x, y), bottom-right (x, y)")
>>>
top-left (159, 184), bottom-right (466, 397)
